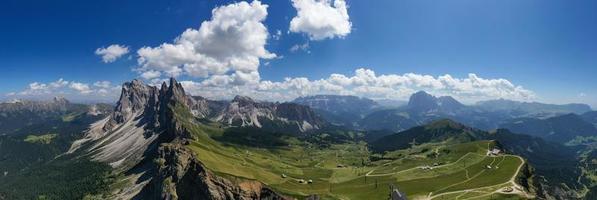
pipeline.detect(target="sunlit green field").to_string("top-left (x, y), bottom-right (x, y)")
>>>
top-left (185, 123), bottom-right (526, 200)
top-left (23, 133), bottom-right (58, 144)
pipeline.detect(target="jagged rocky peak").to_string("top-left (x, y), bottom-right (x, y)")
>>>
top-left (104, 79), bottom-right (160, 130)
top-left (212, 95), bottom-right (327, 132)
top-left (120, 79), bottom-right (158, 112)
top-left (99, 77), bottom-right (327, 135)
top-left (408, 91), bottom-right (439, 110)
top-left (407, 91), bottom-right (465, 112)
top-left (228, 95), bottom-right (263, 111)
top-left (74, 77), bottom-right (193, 169)
top-left (232, 95), bottom-right (257, 105)
top-left (437, 96), bottom-right (465, 110)
top-left (276, 103), bottom-right (320, 122)
top-left (232, 95), bottom-right (253, 101)
top-left (160, 77), bottom-right (188, 104)
top-left (52, 96), bottom-right (70, 105)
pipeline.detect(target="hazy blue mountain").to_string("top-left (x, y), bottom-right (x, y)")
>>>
top-left (500, 113), bottom-right (597, 144)
top-left (407, 91), bottom-right (440, 112)
top-left (360, 91), bottom-right (594, 133)
top-left (292, 95), bottom-right (380, 127)
top-left (373, 99), bottom-right (407, 108)
top-left (0, 97), bottom-right (102, 136)
top-left (360, 91), bottom-right (503, 131)
top-left (475, 99), bottom-right (591, 116)
top-left (581, 111), bottom-right (597, 126)
top-left (407, 91), bottom-right (467, 113)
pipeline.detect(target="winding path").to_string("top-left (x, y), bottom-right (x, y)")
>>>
top-left (427, 155), bottom-right (530, 200)
top-left (365, 152), bottom-right (476, 177)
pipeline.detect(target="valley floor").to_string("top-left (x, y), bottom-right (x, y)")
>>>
top-left (184, 123), bottom-right (531, 200)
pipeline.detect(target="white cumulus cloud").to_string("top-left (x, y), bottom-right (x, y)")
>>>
top-left (289, 0), bottom-right (352, 40)
top-left (140, 70), bottom-right (162, 80)
top-left (136, 0), bottom-right (275, 85)
top-left (93, 81), bottom-right (112, 89)
top-left (49, 78), bottom-right (69, 88)
top-left (95, 44), bottom-right (130, 63)
top-left (69, 82), bottom-right (93, 94)
top-left (176, 68), bottom-right (535, 104)
top-left (6, 79), bottom-right (120, 102)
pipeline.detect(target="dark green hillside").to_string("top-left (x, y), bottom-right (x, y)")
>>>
top-left (369, 119), bottom-right (590, 199)
top-left (359, 108), bottom-right (419, 132)
top-left (0, 101), bottom-right (113, 200)
top-left (0, 109), bottom-right (108, 174)
top-left (487, 129), bottom-right (584, 195)
top-left (0, 155), bottom-right (114, 200)
top-left (369, 119), bottom-right (485, 152)
top-left (581, 111), bottom-right (597, 126)
top-left (500, 113), bottom-right (597, 144)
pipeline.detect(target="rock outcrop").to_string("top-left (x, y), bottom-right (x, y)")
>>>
top-left (71, 78), bottom-right (199, 167)
top-left (140, 144), bottom-right (288, 200)
top-left (103, 79), bottom-right (160, 132)
top-left (407, 91), bottom-right (465, 113)
top-left (71, 78), bottom-right (288, 199)
top-left (212, 95), bottom-right (327, 133)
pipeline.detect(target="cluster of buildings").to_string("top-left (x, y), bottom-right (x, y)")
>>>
top-left (487, 148), bottom-right (502, 156)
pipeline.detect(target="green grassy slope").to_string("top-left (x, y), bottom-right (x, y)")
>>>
top-left (181, 119), bottom-right (528, 200)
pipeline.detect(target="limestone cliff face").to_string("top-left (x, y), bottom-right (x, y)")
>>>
top-left (211, 95), bottom-right (327, 133)
top-left (103, 79), bottom-right (160, 132)
top-left (139, 143), bottom-right (288, 200)
top-left (72, 78), bottom-right (288, 199)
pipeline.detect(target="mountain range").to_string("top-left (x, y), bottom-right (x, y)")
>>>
top-left (292, 95), bottom-right (381, 127)
top-left (0, 78), bottom-right (595, 200)
top-left (295, 91), bottom-right (596, 145)
top-left (500, 113), bottom-right (597, 144)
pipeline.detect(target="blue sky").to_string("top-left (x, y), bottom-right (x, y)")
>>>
top-left (1, 0), bottom-right (596, 107)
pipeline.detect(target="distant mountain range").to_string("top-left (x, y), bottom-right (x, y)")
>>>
top-left (295, 91), bottom-right (594, 134)
top-left (0, 97), bottom-right (111, 136)
top-left (582, 111), bottom-right (597, 126)
top-left (292, 95), bottom-right (381, 127)
top-left (0, 97), bottom-right (112, 188)
top-left (476, 99), bottom-right (591, 115)
top-left (500, 113), bottom-right (597, 144)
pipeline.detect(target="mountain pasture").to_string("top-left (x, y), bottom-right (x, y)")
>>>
top-left (186, 124), bottom-right (527, 200)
